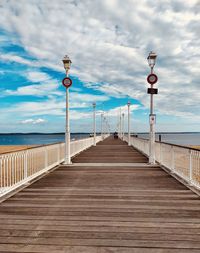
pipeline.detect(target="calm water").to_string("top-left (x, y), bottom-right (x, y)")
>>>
top-left (0, 133), bottom-right (92, 145)
top-left (0, 133), bottom-right (199, 146)
top-left (137, 133), bottom-right (200, 146)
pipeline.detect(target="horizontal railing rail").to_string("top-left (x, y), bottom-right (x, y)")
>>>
top-left (123, 135), bottom-right (200, 190)
top-left (0, 135), bottom-right (106, 198)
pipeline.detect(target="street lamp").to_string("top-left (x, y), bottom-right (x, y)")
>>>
top-left (127, 101), bottom-right (131, 146)
top-left (147, 51), bottom-right (158, 164)
top-left (147, 51), bottom-right (157, 72)
top-left (122, 113), bottom-right (125, 140)
top-left (63, 55), bottom-right (72, 73)
top-left (62, 55), bottom-right (72, 164)
top-left (101, 112), bottom-right (104, 140)
top-left (119, 108), bottom-right (122, 139)
top-left (93, 103), bottom-right (96, 146)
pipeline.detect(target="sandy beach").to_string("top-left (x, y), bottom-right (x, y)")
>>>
top-left (0, 145), bottom-right (36, 154)
top-left (191, 146), bottom-right (200, 150)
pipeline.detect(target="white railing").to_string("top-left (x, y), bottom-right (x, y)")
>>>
top-left (124, 135), bottom-right (200, 189)
top-left (0, 135), bottom-right (105, 198)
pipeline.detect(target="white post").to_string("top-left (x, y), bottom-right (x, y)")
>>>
top-left (119, 108), bottom-right (122, 139)
top-left (171, 145), bottom-right (175, 172)
top-left (122, 113), bottom-right (124, 140)
top-left (62, 55), bottom-right (72, 165)
top-left (65, 86), bottom-right (71, 164)
top-left (149, 64), bottom-right (156, 164)
top-left (127, 102), bottom-right (131, 146)
top-left (189, 149), bottom-right (193, 185)
top-left (101, 113), bottom-right (103, 140)
top-left (93, 103), bottom-right (96, 146)
top-left (149, 86), bottom-right (155, 164)
top-left (147, 51), bottom-right (157, 165)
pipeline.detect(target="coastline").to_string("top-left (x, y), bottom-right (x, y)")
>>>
top-left (191, 146), bottom-right (200, 150)
top-left (0, 145), bottom-right (36, 154)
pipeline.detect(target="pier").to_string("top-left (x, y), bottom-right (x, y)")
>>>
top-left (0, 136), bottom-right (200, 252)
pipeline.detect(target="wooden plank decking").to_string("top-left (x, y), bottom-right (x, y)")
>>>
top-left (0, 137), bottom-right (200, 252)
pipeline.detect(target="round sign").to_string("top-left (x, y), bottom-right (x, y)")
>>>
top-left (147, 74), bottom-right (158, 85)
top-left (62, 77), bottom-right (72, 88)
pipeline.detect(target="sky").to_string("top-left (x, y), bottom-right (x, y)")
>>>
top-left (0, 0), bottom-right (199, 133)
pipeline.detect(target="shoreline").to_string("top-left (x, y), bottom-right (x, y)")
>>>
top-left (191, 146), bottom-right (200, 150)
top-left (0, 145), bottom-right (36, 154)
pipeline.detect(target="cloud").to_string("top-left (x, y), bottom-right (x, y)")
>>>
top-left (26, 71), bottom-right (50, 82)
top-left (105, 104), bottom-right (140, 117)
top-left (20, 118), bottom-right (47, 125)
top-left (2, 70), bottom-right (61, 97)
top-left (0, 0), bottom-right (199, 131)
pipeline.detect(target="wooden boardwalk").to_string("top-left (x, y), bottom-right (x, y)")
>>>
top-left (0, 137), bottom-right (200, 252)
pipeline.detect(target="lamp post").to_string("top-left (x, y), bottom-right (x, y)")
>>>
top-left (122, 113), bottom-right (125, 140)
top-left (101, 113), bottom-right (104, 140)
top-left (127, 101), bottom-right (131, 146)
top-left (119, 108), bottom-right (122, 139)
top-left (93, 103), bottom-right (96, 146)
top-left (147, 51), bottom-right (158, 164)
top-left (62, 55), bottom-right (72, 164)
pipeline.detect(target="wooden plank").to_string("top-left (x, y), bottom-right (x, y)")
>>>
top-left (1, 214), bottom-right (200, 224)
top-left (0, 136), bottom-right (200, 251)
top-left (2, 237), bottom-right (200, 249)
top-left (0, 244), bottom-right (199, 253)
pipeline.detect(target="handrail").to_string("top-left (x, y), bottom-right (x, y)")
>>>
top-left (129, 136), bottom-right (200, 151)
top-left (123, 135), bottom-right (200, 190)
top-left (0, 135), bottom-right (108, 198)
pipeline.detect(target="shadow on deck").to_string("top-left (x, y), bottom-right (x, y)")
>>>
top-left (0, 136), bottom-right (200, 252)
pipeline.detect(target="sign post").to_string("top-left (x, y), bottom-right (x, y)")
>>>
top-left (127, 101), bottom-right (131, 146)
top-left (122, 113), bottom-right (125, 140)
top-left (93, 103), bottom-right (96, 146)
top-left (62, 55), bottom-right (72, 165)
top-left (147, 51), bottom-right (158, 165)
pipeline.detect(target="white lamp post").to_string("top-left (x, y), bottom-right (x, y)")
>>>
top-left (122, 113), bottom-right (125, 140)
top-left (104, 116), bottom-right (107, 135)
top-left (93, 102), bottom-right (96, 146)
top-left (127, 101), bottom-right (131, 146)
top-left (62, 55), bottom-right (72, 164)
top-left (119, 108), bottom-right (122, 139)
top-left (147, 51), bottom-right (157, 164)
top-left (101, 113), bottom-right (104, 140)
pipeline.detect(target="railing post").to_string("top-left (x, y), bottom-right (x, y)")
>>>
top-left (159, 142), bottom-right (162, 164)
top-left (0, 158), bottom-right (2, 192)
top-left (24, 151), bottom-right (28, 179)
top-left (189, 149), bottom-right (193, 186)
top-left (171, 146), bottom-right (175, 172)
top-left (57, 144), bottom-right (60, 164)
top-left (93, 103), bottom-right (96, 146)
top-left (45, 147), bottom-right (48, 168)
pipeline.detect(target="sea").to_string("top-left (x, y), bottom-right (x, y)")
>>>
top-left (0, 133), bottom-right (199, 146)
top-left (137, 133), bottom-right (200, 146)
top-left (0, 133), bottom-right (92, 145)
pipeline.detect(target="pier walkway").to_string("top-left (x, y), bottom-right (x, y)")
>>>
top-left (0, 137), bottom-right (200, 252)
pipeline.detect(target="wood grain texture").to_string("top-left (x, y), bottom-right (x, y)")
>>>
top-left (0, 136), bottom-right (199, 252)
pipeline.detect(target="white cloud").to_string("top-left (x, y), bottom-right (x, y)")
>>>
top-left (26, 71), bottom-right (50, 83)
top-left (20, 118), bottom-right (47, 125)
top-left (0, 0), bottom-right (199, 127)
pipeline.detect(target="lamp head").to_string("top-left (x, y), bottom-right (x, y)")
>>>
top-left (62, 55), bottom-right (72, 70)
top-left (147, 51), bottom-right (157, 68)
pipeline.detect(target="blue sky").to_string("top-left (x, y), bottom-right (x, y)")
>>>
top-left (0, 0), bottom-right (199, 133)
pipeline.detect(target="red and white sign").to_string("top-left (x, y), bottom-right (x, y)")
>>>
top-left (62, 77), bottom-right (72, 88)
top-left (147, 73), bottom-right (158, 85)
